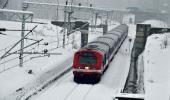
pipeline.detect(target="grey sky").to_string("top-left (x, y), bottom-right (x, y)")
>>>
top-left (92, 0), bottom-right (170, 12)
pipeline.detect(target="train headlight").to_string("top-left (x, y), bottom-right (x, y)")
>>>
top-left (85, 66), bottom-right (90, 70)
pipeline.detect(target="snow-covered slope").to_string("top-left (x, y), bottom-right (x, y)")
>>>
top-left (142, 19), bottom-right (169, 28)
top-left (144, 33), bottom-right (170, 100)
top-left (0, 20), bottom-right (76, 99)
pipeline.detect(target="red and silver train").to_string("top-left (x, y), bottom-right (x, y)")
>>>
top-left (72, 24), bottom-right (129, 83)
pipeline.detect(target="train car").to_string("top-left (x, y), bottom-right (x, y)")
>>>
top-left (72, 24), bottom-right (128, 83)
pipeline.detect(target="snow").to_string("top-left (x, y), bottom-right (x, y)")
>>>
top-left (0, 67), bottom-right (34, 97)
top-left (144, 33), bottom-right (170, 100)
top-left (142, 19), bottom-right (169, 28)
top-left (0, 20), bottom-right (76, 99)
top-left (34, 82), bottom-right (114, 100)
top-left (0, 9), bottom-right (33, 14)
top-left (83, 84), bottom-right (114, 100)
top-left (128, 24), bottom-right (136, 39)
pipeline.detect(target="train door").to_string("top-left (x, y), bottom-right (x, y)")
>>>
top-left (103, 54), bottom-right (106, 66)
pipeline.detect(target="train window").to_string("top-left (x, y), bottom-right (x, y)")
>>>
top-left (78, 53), bottom-right (96, 65)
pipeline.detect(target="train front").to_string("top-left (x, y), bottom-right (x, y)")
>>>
top-left (72, 49), bottom-right (103, 83)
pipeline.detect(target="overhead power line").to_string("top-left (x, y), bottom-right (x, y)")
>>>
top-left (0, 32), bottom-right (7, 35)
top-left (0, 25), bottom-right (38, 59)
top-left (0, 28), bottom-right (31, 32)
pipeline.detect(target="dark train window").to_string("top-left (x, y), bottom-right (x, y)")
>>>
top-left (78, 53), bottom-right (96, 65)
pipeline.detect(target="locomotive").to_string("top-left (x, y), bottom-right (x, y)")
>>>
top-left (72, 24), bottom-right (129, 83)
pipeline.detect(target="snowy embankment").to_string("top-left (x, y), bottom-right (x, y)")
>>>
top-left (141, 19), bottom-right (170, 100)
top-left (144, 33), bottom-right (170, 100)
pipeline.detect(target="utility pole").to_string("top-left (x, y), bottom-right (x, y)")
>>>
top-left (67, 11), bottom-right (73, 36)
top-left (95, 13), bottom-right (98, 27)
top-left (19, 4), bottom-right (27, 67)
top-left (63, 0), bottom-right (74, 48)
top-left (67, 0), bottom-right (73, 35)
top-left (74, 21), bottom-right (89, 47)
top-left (63, 3), bottom-right (67, 48)
top-left (106, 11), bottom-right (109, 26)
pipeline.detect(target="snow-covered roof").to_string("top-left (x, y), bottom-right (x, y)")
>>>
top-left (0, 9), bottom-right (33, 15)
top-left (115, 93), bottom-right (144, 99)
top-left (142, 20), bottom-right (169, 28)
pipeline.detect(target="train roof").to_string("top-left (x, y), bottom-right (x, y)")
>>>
top-left (107, 30), bottom-right (122, 38)
top-left (98, 34), bottom-right (119, 41)
top-left (96, 37), bottom-right (116, 49)
top-left (113, 24), bottom-right (128, 31)
top-left (83, 42), bottom-right (109, 54)
top-left (82, 24), bottom-right (128, 55)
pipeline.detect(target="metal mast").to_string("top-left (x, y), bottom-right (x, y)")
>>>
top-left (63, 2), bottom-right (67, 48)
top-left (63, 0), bottom-right (74, 48)
top-left (19, 4), bottom-right (27, 67)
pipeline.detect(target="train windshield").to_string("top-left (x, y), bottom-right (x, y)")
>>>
top-left (78, 53), bottom-right (96, 65)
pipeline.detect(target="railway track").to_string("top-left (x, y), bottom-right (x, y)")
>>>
top-left (26, 71), bottom-right (94, 100)
top-left (25, 67), bottom-right (73, 100)
top-left (28, 70), bottom-right (94, 100)
top-left (63, 84), bottom-right (93, 100)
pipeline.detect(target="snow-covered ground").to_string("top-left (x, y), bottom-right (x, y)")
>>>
top-left (0, 20), bottom-right (77, 99)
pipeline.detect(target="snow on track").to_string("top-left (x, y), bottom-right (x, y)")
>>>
top-left (64, 84), bottom-right (93, 100)
top-left (34, 82), bottom-right (78, 100)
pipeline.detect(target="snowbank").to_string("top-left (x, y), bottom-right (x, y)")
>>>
top-left (142, 20), bottom-right (168, 28)
top-left (144, 33), bottom-right (170, 100)
top-left (0, 20), bottom-right (76, 99)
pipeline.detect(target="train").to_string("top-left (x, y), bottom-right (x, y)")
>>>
top-left (72, 24), bottom-right (129, 83)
